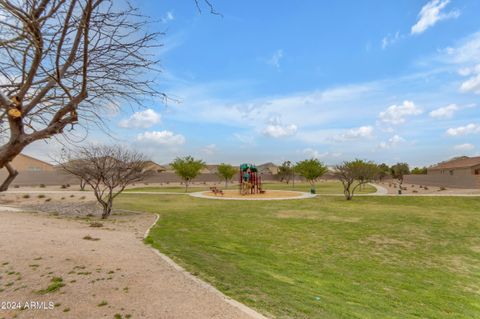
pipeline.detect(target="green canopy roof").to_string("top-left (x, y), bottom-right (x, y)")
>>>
top-left (240, 163), bottom-right (257, 172)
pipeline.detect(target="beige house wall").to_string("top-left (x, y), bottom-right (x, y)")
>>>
top-left (0, 171), bottom-right (279, 187)
top-left (404, 174), bottom-right (480, 189)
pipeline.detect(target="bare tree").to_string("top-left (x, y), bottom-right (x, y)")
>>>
top-left (334, 159), bottom-right (379, 200)
top-left (60, 145), bottom-right (148, 219)
top-left (0, 0), bottom-right (163, 190)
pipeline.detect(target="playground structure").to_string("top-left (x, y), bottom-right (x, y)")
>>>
top-left (239, 163), bottom-right (264, 195)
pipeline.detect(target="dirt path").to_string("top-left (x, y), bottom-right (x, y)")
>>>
top-left (0, 210), bottom-right (264, 319)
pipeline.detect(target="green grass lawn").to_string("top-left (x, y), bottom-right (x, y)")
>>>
top-left (125, 180), bottom-right (375, 194)
top-left (115, 194), bottom-right (480, 319)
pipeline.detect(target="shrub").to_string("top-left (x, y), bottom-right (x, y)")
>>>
top-left (22, 194), bottom-right (30, 199)
top-left (439, 186), bottom-right (446, 191)
top-left (39, 184), bottom-right (46, 188)
top-left (90, 222), bottom-right (103, 228)
top-left (83, 235), bottom-right (100, 241)
top-left (45, 198), bottom-right (52, 202)
top-left (38, 194), bottom-right (46, 199)
top-left (61, 184), bottom-right (67, 189)
top-left (36, 277), bottom-right (65, 294)
top-left (13, 185), bottom-right (19, 188)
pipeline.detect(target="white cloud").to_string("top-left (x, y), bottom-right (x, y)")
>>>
top-left (334, 126), bottom-right (374, 142)
top-left (443, 32), bottom-right (480, 65)
top-left (161, 11), bottom-right (174, 23)
top-left (233, 133), bottom-right (256, 145)
top-left (381, 32), bottom-right (401, 49)
top-left (446, 123), bottom-right (480, 136)
top-left (440, 32), bottom-right (480, 94)
top-left (458, 64), bottom-right (480, 76)
top-left (378, 135), bottom-right (405, 149)
top-left (411, 0), bottom-right (460, 35)
top-left (429, 104), bottom-right (458, 119)
top-left (303, 148), bottom-right (341, 159)
top-left (200, 144), bottom-right (217, 155)
top-left (460, 74), bottom-right (480, 94)
top-left (267, 49), bottom-right (284, 69)
top-left (136, 130), bottom-right (185, 145)
top-left (379, 100), bottom-right (422, 125)
top-left (119, 109), bottom-right (161, 129)
top-left (263, 123), bottom-right (297, 138)
top-left (454, 143), bottom-right (475, 151)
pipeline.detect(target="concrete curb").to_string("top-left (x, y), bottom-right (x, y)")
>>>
top-left (0, 205), bottom-right (24, 212)
top-left (144, 213), bottom-right (270, 319)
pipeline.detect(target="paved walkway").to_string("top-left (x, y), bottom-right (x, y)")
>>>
top-left (189, 190), bottom-right (317, 201)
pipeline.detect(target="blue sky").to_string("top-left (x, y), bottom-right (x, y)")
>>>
top-left (27, 0), bottom-right (480, 166)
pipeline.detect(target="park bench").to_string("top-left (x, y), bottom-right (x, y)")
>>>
top-left (210, 186), bottom-right (224, 196)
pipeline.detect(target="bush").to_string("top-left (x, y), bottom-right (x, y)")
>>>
top-left (61, 184), bottom-right (67, 189)
top-left (13, 185), bottom-right (19, 188)
top-left (39, 184), bottom-right (46, 188)
top-left (90, 222), bottom-right (103, 228)
top-left (22, 194), bottom-right (30, 199)
top-left (38, 194), bottom-right (46, 199)
top-left (439, 186), bottom-right (447, 191)
top-left (45, 198), bottom-right (52, 202)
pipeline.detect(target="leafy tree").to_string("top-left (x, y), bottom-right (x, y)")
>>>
top-left (277, 161), bottom-right (294, 184)
top-left (60, 145), bottom-right (148, 219)
top-left (390, 163), bottom-right (410, 186)
top-left (171, 156), bottom-right (206, 192)
top-left (294, 159), bottom-right (327, 191)
top-left (217, 163), bottom-right (237, 188)
top-left (334, 159), bottom-right (379, 200)
top-left (377, 163), bottom-right (391, 181)
top-left (411, 167), bottom-right (427, 174)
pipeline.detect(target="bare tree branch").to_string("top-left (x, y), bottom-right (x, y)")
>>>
top-left (59, 144), bottom-right (148, 218)
top-left (0, 0), bottom-right (163, 190)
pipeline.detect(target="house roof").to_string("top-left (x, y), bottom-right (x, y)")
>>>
top-left (429, 156), bottom-right (480, 170)
top-left (142, 161), bottom-right (166, 172)
top-left (257, 162), bottom-right (278, 174)
top-left (13, 153), bottom-right (55, 171)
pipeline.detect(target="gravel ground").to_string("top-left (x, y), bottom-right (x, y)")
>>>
top-left (0, 209), bottom-right (261, 319)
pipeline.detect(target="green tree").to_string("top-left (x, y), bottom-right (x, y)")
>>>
top-left (377, 163), bottom-right (391, 181)
top-left (334, 159), bottom-right (379, 200)
top-left (171, 156), bottom-right (206, 192)
top-left (294, 159), bottom-right (328, 192)
top-left (217, 163), bottom-right (237, 188)
top-left (390, 163), bottom-right (410, 187)
top-left (411, 167), bottom-right (427, 174)
top-left (277, 161), bottom-right (294, 184)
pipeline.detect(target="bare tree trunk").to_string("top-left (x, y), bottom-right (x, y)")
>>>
top-left (344, 189), bottom-right (352, 200)
top-left (0, 163), bottom-right (19, 191)
top-left (79, 178), bottom-right (86, 191)
top-left (225, 179), bottom-right (228, 188)
top-left (185, 180), bottom-right (189, 193)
